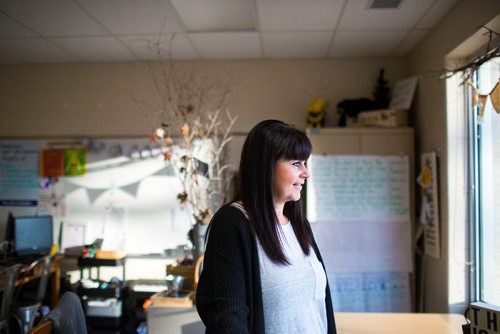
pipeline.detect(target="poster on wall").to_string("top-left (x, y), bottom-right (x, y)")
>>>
top-left (0, 140), bottom-right (41, 206)
top-left (418, 151), bottom-right (441, 259)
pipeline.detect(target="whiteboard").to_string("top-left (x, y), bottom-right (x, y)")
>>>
top-left (308, 155), bottom-right (413, 273)
top-left (307, 155), bottom-right (410, 223)
top-left (306, 128), bottom-right (414, 312)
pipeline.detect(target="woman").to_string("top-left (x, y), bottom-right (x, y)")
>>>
top-left (196, 120), bottom-right (336, 333)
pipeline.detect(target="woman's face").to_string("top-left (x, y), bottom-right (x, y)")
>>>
top-left (272, 158), bottom-right (310, 205)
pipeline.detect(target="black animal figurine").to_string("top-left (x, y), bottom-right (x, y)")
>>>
top-left (336, 98), bottom-right (377, 127)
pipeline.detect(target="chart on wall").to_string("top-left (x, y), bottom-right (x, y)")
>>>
top-left (0, 140), bottom-right (41, 206)
top-left (307, 155), bottom-right (412, 312)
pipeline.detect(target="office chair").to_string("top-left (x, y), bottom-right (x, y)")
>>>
top-left (28, 291), bottom-right (87, 334)
top-left (26, 319), bottom-right (52, 334)
top-left (12, 255), bottom-right (54, 334)
top-left (0, 263), bottom-right (22, 334)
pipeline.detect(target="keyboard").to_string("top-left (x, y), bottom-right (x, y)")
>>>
top-left (0, 254), bottom-right (45, 266)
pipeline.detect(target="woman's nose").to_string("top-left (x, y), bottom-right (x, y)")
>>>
top-left (301, 165), bottom-right (310, 179)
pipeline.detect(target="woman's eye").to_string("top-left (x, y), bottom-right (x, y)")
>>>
top-left (292, 161), bottom-right (301, 167)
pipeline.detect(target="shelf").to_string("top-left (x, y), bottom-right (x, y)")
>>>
top-left (86, 315), bottom-right (122, 328)
top-left (78, 257), bottom-right (126, 268)
top-left (78, 285), bottom-right (122, 299)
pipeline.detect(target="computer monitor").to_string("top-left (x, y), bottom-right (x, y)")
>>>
top-left (13, 215), bottom-right (53, 256)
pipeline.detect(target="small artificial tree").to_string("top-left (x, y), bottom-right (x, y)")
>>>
top-left (373, 68), bottom-right (391, 109)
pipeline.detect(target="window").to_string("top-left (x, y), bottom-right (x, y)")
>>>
top-left (469, 57), bottom-right (500, 306)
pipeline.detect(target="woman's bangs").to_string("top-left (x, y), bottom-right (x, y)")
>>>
top-left (280, 132), bottom-right (312, 160)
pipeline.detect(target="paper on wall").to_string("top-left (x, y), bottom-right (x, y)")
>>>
top-left (308, 155), bottom-right (410, 223)
top-left (328, 272), bottom-right (411, 312)
top-left (311, 219), bottom-right (413, 273)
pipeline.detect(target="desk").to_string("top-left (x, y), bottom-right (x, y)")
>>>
top-left (336, 312), bottom-right (466, 334)
top-left (0, 255), bottom-right (63, 308)
top-left (146, 309), bottom-right (467, 334)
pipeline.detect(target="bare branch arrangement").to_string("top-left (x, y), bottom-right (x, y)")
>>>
top-left (132, 34), bottom-right (237, 225)
top-left (442, 26), bottom-right (500, 80)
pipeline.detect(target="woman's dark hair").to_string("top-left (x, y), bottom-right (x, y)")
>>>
top-left (235, 119), bottom-right (313, 264)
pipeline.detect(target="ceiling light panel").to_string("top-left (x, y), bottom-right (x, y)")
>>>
top-left (76, 0), bottom-right (185, 35)
top-left (339, 0), bottom-right (435, 31)
top-left (0, 0), bottom-right (107, 37)
top-left (257, 0), bottom-right (344, 32)
top-left (170, 0), bottom-right (255, 32)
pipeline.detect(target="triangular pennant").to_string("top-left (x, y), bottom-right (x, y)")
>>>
top-left (119, 181), bottom-right (141, 198)
top-left (478, 95), bottom-right (488, 117)
top-left (60, 181), bottom-right (81, 196)
top-left (489, 81), bottom-right (500, 114)
top-left (151, 164), bottom-right (175, 176)
top-left (87, 188), bottom-right (108, 204)
top-left (465, 80), bottom-right (479, 108)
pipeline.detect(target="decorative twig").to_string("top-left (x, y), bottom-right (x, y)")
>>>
top-left (130, 27), bottom-right (237, 225)
top-left (441, 26), bottom-right (500, 80)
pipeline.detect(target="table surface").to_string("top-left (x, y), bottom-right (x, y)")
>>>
top-left (335, 312), bottom-right (466, 334)
top-left (147, 307), bottom-right (468, 334)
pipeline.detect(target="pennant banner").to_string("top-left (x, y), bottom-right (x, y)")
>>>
top-left (468, 80), bottom-right (500, 115)
top-left (119, 181), bottom-right (141, 198)
top-left (86, 188), bottom-right (108, 204)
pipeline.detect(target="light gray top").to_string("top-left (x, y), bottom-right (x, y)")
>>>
top-left (257, 222), bottom-right (328, 334)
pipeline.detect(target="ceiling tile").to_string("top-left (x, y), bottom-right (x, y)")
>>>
top-left (170, 0), bottom-right (255, 32)
top-left (329, 30), bottom-right (407, 57)
top-left (0, 38), bottom-right (77, 63)
top-left (50, 36), bottom-right (136, 62)
top-left (394, 29), bottom-right (429, 55)
top-left (262, 32), bottom-right (331, 58)
top-left (0, 0), bottom-right (108, 37)
top-left (120, 34), bottom-right (200, 60)
top-left (190, 32), bottom-right (261, 59)
top-left (0, 49), bottom-right (20, 63)
top-left (416, 0), bottom-right (459, 29)
top-left (0, 12), bottom-right (37, 38)
top-left (339, 0), bottom-right (435, 31)
top-left (76, 0), bottom-right (184, 35)
top-left (257, 0), bottom-right (343, 32)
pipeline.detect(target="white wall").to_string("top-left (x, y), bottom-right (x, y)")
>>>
top-left (408, 0), bottom-right (499, 313)
top-left (0, 59), bottom-right (408, 137)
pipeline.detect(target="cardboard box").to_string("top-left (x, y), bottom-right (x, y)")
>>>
top-left (95, 249), bottom-right (127, 259)
top-left (357, 109), bottom-right (408, 127)
top-left (150, 290), bottom-right (194, 308)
